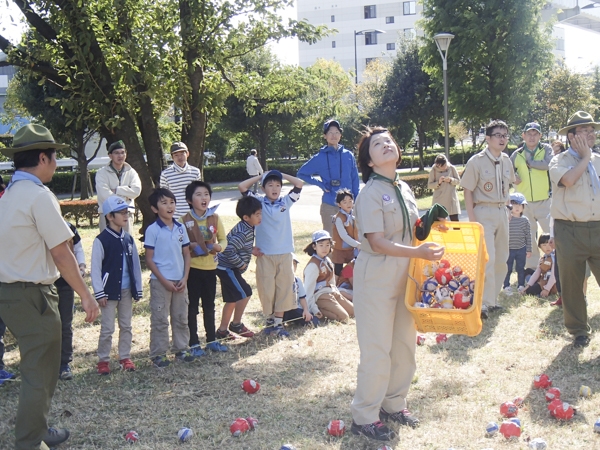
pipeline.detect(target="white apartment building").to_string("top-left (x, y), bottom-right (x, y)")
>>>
top-left (297, 1), bottom-right (600, 82)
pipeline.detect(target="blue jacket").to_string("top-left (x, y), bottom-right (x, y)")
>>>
top-left (297, 144), bottom-right (360, 207)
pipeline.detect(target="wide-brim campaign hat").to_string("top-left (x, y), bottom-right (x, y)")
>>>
top-left (1, 124), bottom-right (69, 157)
top-left (558, 111), bottom-right (600, 136)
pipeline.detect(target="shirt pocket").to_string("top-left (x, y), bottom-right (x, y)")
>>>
top-left (382, 202), bottom-right (400, 234)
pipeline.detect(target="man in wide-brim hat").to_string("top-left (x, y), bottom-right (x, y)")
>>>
top-left (0, 124), bottom-right (99, 449)
top-left (549, 111), bottom-right (600, 348)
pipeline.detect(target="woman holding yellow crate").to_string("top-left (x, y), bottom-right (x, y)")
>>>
top-left (350, 126), bottom-right (445, 442)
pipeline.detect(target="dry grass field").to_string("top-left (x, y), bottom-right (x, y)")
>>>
top-left (1, 214), bottom-right (600, 450)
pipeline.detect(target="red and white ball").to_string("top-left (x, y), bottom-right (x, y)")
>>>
top-left (435, 268), bottom-right (452, 285)
top-left (327, 419), bottom-right (346, 437)
top-left (513, 396), bottom-right (524, 408)
top-left (230, 418), bottom-right (250, 437)
top-left (545, 387), bottom-right (561, 402)
top-left (241, 379), bottom-right (260, 394)
top-left (436, 333), bottom-right (448, 344)
top-left (499, 420), bottom-right (521, 439)
top-left (551, 401), bottom-right (574, 421)
top-left (417, 335), bottom-right (426, 346)
top-left (500, 401), bottom-right (518, 418)
top-left (533, 374), bottom-right (552, 389)
top-left (547, 398), bottom-right (562, 412)
top-left (453, 291), bottom-right (471, 309)
top-left (438, 259), bottom-right (451, 269)
top-left (246, 416), bottom-right (258, 430)
top-left (451, 265), bottom-right (463, 277)
top-left (125, 430), bottom-right (139, 443)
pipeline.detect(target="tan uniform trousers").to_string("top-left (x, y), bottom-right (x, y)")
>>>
top-left (97, 290), bottom-right (133, 362)
top-left (523, 198), bottom-right (551, 269)
top-left (316, 290), bottom-right (354, 322)
top-left (320, 203), bottom-right (339, 235)
top-left (149, 279), bottom-right (190, 357)
top-left (351, 252), bottom-right (416, 425)
top-left (475, 203), bottom-right (509, 307)
top-left (0, 283), bottom-right (61, 450)
top-left (256, 254), bottom-right (295, 316)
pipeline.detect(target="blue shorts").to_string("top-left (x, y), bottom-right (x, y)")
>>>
top-left (216, 267), bottom-right (252, 303)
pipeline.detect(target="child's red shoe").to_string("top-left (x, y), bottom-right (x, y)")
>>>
top-left (96, 361), bottom-right (110, 376)
top-left (551, 297), bottom-right (562, 307)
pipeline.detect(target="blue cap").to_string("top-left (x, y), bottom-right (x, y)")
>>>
top-left (510, 192), bottom-right (527, 205)
top-left (323, 119), bottom-right (342, 134)
top-left (261, 170), bottom-right (283, 186)
top-left (102, 195), bottom-right (134, 214)
top-left (311, 230), bottom-right (331, 243)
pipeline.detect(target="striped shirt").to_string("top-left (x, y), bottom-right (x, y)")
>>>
top-left (508, 215), bottom-right (531, 251)
top-left (159, 163), bottom-right (201, 219)
top-left (217, 220), bottom-right (255, 273)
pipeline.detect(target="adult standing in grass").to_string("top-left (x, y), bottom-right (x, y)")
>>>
top-left (246, 149), bottom-right (264, 194)
top-left (350, 126), bottom-right (444, 442)
top-left (550, 111), bottom-right (600, 348)
top-left (297, 119), bottom-right (360, 234)
top-left (160, 142), bottom-right (201, 220)
top-left (461, 120), bottom-right (515, 320)
top-left (95, 140), bottom-right (142, 234)
top-left (510, 122), bottom-right (553, 269)
top-left (427, 154), bottom-right (461, 221)
top-left (0, 124), bottom-right (99, 450)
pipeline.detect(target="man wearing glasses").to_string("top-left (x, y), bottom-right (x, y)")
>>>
top-left (550, 111), bottom-right (600, 348)
top-left (95, 140), bottom-right (142, 234)
top-left (297, 120), bottom-right (360, 234)
top-left (461, 120), bottom-right (516, 319)
top-left (509, 122), bottom-right (553, 269)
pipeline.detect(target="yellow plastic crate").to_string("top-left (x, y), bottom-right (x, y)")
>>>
top-left (404, 221), bottom-right (489, 337)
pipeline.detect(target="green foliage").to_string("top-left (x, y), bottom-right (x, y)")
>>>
top-left (59, 199), bottom-right (99, 227)
top-left (420, 0), bottom-right (554, 128)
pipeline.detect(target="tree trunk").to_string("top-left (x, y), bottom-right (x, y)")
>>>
top-left (136, 94), bottom-right (166, 185)
top-left (417, 127), bottom-right (425, 171)
top-left (74, 129), bottom-right (90, 199)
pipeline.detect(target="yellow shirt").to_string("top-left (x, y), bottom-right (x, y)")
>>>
top-left (0, 180), bottom-right (73, 284)
top-left (185, 214), bottom-right (227, 270)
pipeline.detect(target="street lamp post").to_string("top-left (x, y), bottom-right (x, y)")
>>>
top-left (354, 29), bottom-right (385, 84)
top-left (433, 32), bottom-right (454, 159)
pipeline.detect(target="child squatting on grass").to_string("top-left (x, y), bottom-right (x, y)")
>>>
top-left (91, 196), bottom-right (143, 375)
top-left (238, 169), bottom-right (304, 338)
top-left (144, 188), bottom-right (195, 368)
top-left (331, 188), bottom-right (360, 277)
top-left (303, 230), bottom-right (354, 322)
top-left (214, 196), bottom-right (263, 340)
top-left (283, 254), bottom-right (321, 326)
top-left (350, 126), bottom-right (445, 442)
top-left (520, 233), bottom-right (557, 297)
top-left (503, 192), bottom-right (532, 293)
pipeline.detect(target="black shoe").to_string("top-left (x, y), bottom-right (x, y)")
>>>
top-left (480, 305), bottom-right (489, 320)
top-left (489, 305), bottom-right (504, 313)
top-left (379, 408), bottom-right (420, 428)
top-left (574, 335), bottom-right (590, 348)
top-left (350, 420), bottom-right (396, 441)
top-left (43, 427), bottom-right (70, 447)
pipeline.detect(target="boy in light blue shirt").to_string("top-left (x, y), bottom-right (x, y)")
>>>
top-left (239, 170), bottom-right (303, 337)
top-left (144, 188), bottom-right (194, 367)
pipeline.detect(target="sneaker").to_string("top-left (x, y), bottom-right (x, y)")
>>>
top-left (175, 351), bottom-right (196, 362)
top-left (189, 344), bottom-right (206, 357)
top-left (229, 322), bottom-right (255, 338)
top-left (96, 361), bottom-right (110, 376)
top-left (574, 335), bottom-right (590, 348)
top-left (263, 325), bottom-right (289, 337)
top-left (42, 427), bottom-right (70, 447)
top-left (379, 408), bottom-right (420, 428)
top-left (489, 305), bottom-right (504, 313)
top-left (350, 420), bottom-right (396, 441)
top-left (480, 305), bottom-right (489, 320)
top-left (152, 355), bottom-right (171, 368)
top-left (119, 358), bottom-right (136, 372)
top-left (551, 296), bottom-right (563, 307)
top-left (216, 328), bottom-right (237, 341)
top-left (265, 317), bottom-right (275, 327)
top-left (59, 365), bottom-right (73, 381)
top-left (0, 369), bottom-right (16, 381)
top-left (205, 341), bottom-right (229, 352)
top-left (503, 286), bottom-right (513, 293)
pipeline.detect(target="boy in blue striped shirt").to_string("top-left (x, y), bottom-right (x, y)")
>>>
top-left (503, 192), bottom-right (532, 292)
top-left (215, 196), bottom-right (263, 339)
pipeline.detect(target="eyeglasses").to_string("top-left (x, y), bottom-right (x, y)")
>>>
top-left (575, 130), bottom-right (598, 137)
top-left (490, 133), bottom-right (509, 140)
top-left (114, 209), bottom-right (130, 216)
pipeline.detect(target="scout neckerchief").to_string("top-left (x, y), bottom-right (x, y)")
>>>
top-left (5, 171), bottom-right (44, 191)
top-left (567, 147), bottom-right (600, 194)
top-left (109, 163), bottom-right (125, 181)
top-left (312, 253), bottom-right (333, 290)
top-left (338, 208), bottom-right (353, 227)
top-left (369, 172), bottom-right (412, 241)
top-left (484, 148), bottom-right (505, 198)
top-left (190, 204), bottom-right (220, 254)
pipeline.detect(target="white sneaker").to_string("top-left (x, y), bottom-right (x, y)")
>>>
top-left (503, 286), bottom-right (513, 293)
top-left (518, 286), bottom-right (526, 294)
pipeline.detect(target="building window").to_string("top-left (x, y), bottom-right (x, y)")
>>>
top-left (555, 38), bottom-right (564, 51)
top-left (0, 75), bottom-right (8, 88)
top-left (386, 16), bottom-right (394, 24)
top-left (364, 5), bottom-right (376, 19)
top-left (332, 41), bottom-right (336, 48)
top-left (365, 32), bottom-right (378, 45)
top-left (386, 43), bottom-right (395, 51)
top-left (331, 15), bottom-right (335, 22)
top-left (403, 1), bottom-right (416, 15)
top-left (404, 28), bottom-right (416, 38)
top-left (366, 57), bottom-right (377, 66)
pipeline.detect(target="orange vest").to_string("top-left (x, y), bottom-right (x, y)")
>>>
top-left (331, 211), bottom-right (358, 251)
top-left (181, 211), bottom-right (219, 257)
top-left (309, 256), bottom-right (334, 286)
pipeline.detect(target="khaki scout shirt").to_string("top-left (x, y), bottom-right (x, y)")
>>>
top-left (355, 177), bottom-right (419, 255)
top-left (0, 180), bottom-right (73, 284)
top-left (460, 149), bottom-right (515, 204)
top-left (549, 150), bottom-right (600, 222)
